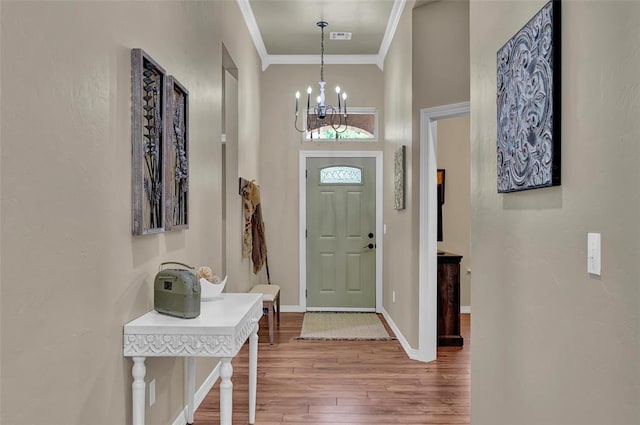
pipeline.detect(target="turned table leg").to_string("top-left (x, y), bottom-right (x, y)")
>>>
top-left (186, 357), bottom-right (196, 424)
top-left (132, 356), bottom-right (147, 425)
top-left (219, 358), bottom-right (233, 425)
top-left (249, 323), bottom-right (259, 424)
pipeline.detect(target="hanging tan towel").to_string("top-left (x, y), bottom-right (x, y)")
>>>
top-left (241, 181), bottom-right (260, 258)
top-left (251, 203), bottom-right (267, 274)
top-left (240, 181), bottom-right (267, 273)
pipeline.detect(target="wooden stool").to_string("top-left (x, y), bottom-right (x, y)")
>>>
top-left (248, 284), bottom-right (280, 344)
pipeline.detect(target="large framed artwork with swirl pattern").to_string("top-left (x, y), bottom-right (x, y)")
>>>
top-left (497, 0), bottom-right (561, 193)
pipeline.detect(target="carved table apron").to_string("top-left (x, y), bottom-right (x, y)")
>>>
top-left (123, 293), bottom-right (263, 425)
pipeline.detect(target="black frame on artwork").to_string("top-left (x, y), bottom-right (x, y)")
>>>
top-left (496, 0), bottom-right (561, 193)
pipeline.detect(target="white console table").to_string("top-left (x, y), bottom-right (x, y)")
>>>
top-left (123, 293), bottom-right (263, 425)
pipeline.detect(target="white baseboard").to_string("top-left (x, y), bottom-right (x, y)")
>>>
top-left (281, 305), bottom-right (305, 313)
top-left (306, 307), bottom-right (376, 312)
top-left (172, 361), bottom-right (221, 425)
top-left (281, 305), bottom-right (472, 314)
top-left (380, 307), bottom-right (419, 360)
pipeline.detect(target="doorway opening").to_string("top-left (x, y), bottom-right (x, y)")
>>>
top-left (418, 102), bottom-right (470, 362)
top-left (299, 151), bottom-right (383, 312)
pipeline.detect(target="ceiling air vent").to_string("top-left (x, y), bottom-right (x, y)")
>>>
top-left (330, 32), bottom-right (352, 41)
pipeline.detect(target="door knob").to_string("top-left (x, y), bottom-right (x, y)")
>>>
top-left (363, 243), bottom-right (374, 249)
top-left (368, 233), bottom-right (374, 238)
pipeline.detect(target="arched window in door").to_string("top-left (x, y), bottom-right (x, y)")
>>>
top-left (319, 166), bottom-right (363, 185)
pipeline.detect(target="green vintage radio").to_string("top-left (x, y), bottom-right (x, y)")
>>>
top-left (154, 262), bottom-right (201, 318)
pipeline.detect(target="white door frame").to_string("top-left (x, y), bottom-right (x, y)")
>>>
top-left (299, 151), bottom-right (384, 312)
top-left (418, 102), bottom-right (470, 362)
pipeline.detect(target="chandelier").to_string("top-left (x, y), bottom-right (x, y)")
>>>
top-left (294, 21), bottom-right (348, 139)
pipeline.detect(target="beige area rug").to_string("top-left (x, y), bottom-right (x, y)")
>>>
top-left (298, 312), bottom-right (395, 340)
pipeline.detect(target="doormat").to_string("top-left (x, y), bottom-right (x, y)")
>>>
top-left (297, 312), bottom-right (395, 340)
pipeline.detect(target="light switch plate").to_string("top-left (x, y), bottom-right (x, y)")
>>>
top-left (587, 233), bottom-right (601, 275)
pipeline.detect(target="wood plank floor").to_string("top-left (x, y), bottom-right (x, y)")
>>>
top-left (194, 313), bottom-right (470, 425)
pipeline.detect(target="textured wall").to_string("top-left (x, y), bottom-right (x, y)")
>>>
top-left (412, 0), bottom-right (470, 312)
top-left (382, 0), bottom-right (418, 346)
top-left (0, 1), bottom-right (261, 424)
top-left (218, 0), bottom-right (265, 293)
top-left (437, 116), bottom-right (471, 308)
top-left (378, 0), bottom-right (471, 347)
top-left (470, 1), bottom-right (640, 424)
top-left (412, 0), bottom-right (470, 110)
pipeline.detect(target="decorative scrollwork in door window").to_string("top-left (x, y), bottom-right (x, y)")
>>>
top-left (320, 166), bottom-right (363, 185)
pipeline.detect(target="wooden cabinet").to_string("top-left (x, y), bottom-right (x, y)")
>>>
top-left (437, 252), bottom-right (464, 347)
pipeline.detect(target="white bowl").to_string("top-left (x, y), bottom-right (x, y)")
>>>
top-left (200, 275), bottom-right (227, 302)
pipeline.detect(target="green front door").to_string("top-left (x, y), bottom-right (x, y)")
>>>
top-left (306, 157), bottom-right (376, 309)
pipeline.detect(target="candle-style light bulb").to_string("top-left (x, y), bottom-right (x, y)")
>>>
top-left (336, 86), bottom-right (341, 110)
top-left (342, 92), bottom-right (347, 116)
top-left (306, 86), bottom-right (312, 110)
top-left (295, 91), bottom-right (300, 115)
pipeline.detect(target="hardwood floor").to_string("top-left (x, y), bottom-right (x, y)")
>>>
top-left (194, 313), bottom-right (470, 425)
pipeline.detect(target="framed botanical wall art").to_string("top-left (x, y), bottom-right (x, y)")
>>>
top-left (165, 76), bottom-right (189, 231)
top-left (496, 0), bottom-right (561, 193)
top-left (394, 145), bottom-right (406, 210)
top-left (131, 48), bottom-right (167, 235)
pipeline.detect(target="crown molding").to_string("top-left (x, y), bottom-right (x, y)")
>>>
top-left (237, 0), bottom-right (407, 72)
top-left (378, 0), bottom-right (408, 69)
top-left (236, 0), bottom-right (269, 70)
top-left (267, 54), bottom-right (381, 68)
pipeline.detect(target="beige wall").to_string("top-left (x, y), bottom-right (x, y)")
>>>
top-left (378, 0), bottom-right (470, 347)
top-left (382, 1), bottom-right (418, 346)
top-left (437, 116), bottom-right (471, 307)
top-left (471, 1), bottom-right (640, 424)
top-left (413, 0), bottom-right (470, 109)
top-left (0, 1), bottom-right (261, 424)
top-left (223, 66), bottom-right (262, 294)
top-left (0, 0), bottom-right (3, 419)
top-left (412, 0), bottom-right (470, 311)
top-left (221, 1), bottom-right (264, 294)
top-left (259, 64), bottom-right (384, 306)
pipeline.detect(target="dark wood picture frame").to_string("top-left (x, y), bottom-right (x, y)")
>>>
top-left (131, 48), bottom-right (167, 235)
top-left (164, 76), bottom-right (189, 231)
top-left (496, 0), bottom-right (561, 192)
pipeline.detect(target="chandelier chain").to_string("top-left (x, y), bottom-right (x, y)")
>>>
top-left (320, 23), bottom-right (325, 82)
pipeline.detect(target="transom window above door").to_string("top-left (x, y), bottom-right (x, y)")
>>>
top-left (303, 108), bottom-right (378, 142)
